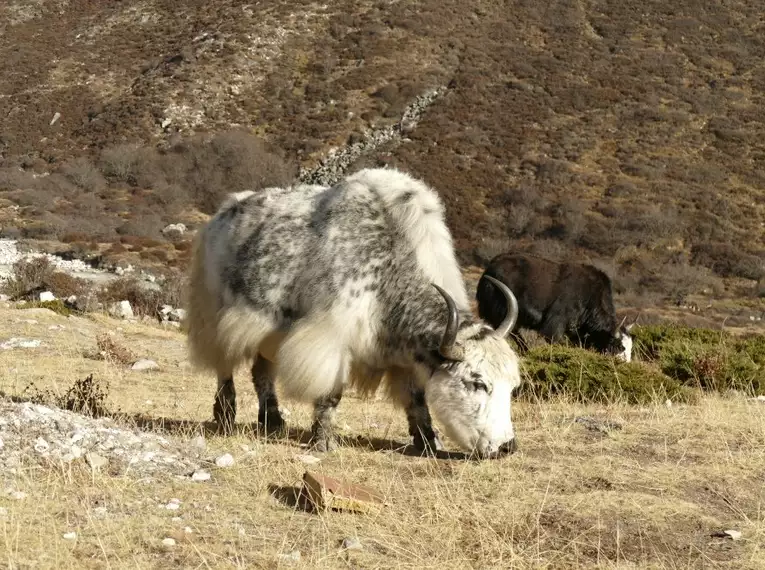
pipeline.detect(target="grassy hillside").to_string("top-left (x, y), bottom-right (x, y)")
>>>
top-left (0, 0), bottom-right (763, 319)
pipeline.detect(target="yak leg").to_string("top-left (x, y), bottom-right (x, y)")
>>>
top-left (251, 356), bottom-right (285, 435)
top-left (308, 353), bottom-right (347, 453)
top-left (406, 388), bottom-right (443, 455)
top-left (309, 384), bottom-right (343, 452)
top-left (386, 366), bottom-right (443, 455)
top-left (213, 370), bottom-right (236, 435)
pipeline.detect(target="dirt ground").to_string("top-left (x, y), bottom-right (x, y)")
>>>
top-left (0, 305), bottom-right (763, 569)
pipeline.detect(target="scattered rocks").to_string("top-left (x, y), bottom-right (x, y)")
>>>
top-left (0, 337), bottom-right (42, 350)
top-left (0, 399), bottom-right (203, 478)
top-left (215, 453), bottom-right (234, 468)
top-left (299, 86), bottom-right (448, 186)
top-left (131, 359), bottom-right (160, 372)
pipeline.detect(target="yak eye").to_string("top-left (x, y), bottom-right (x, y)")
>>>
top-left (467, 379), bottom-right (489, 392)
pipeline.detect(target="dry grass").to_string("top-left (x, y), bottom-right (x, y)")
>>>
top-left (0, 306), bottom-right (763, 568)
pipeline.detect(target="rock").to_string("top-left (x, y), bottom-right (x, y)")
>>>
top-left (168, 308), bottom-right (186, 322)
top-left (165, 500), bottom-right (180, 511)
top-left (574, 416), bottom-right (623, 433)
top-left (191, 470), bottom-right (211, 482)
top-left (0, 507), bottom-right (7, 517)
top-left (108, 300), bottom-right (134, 320)
top-left (131, 359), bottom-right (160, 372)
top-left (190, 435), bottom-right (206, 452)
top-left (62, 531), bottom-right (76, 540)
top-left (294, 454), bottom-right (321, 465)
top-left (39, 291), bottom-right (56, 302)
top-left (0, 294), bottom-right (9, 302)
top-left (8, 490), bottom-right (26, 501)
top-left (0, 337), bottom-right (42, 350)
top-left (50, 112), bottom-right (61, 126)
top-left (302, 471), bottom-right (385, 514)
top-left (279, 551), bottom-right (301, 563)
top-left (162, 223), bottom-right (187, 240)
top-left (340, 537), bottom-right (363, 551)
top-left (162, 537), bottom-right (176, 548)
top-left (0, 437), bottom-right (4, 450)
top-left (86, 452), bottom-right (108, 470)
top-left (34, 437), bottom-right (50, 453)
top-left (215, 453), bottom-right (234, 468)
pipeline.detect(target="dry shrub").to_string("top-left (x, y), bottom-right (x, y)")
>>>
top-left (97, 277), bottom-right (164, 317)
top-left (691, 242), bottom-right (765, 281)
top-left (60, 157), bottom-right (106, 192)
top-left (89, 333), bottom-right (137, 365)
top-left (22, 374), bottom-right (110, 418)
top-left (1, 257), bottom-right (91, 300)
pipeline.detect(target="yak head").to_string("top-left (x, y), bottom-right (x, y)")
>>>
top-left (611, 317), bottom-right (635, 362)
top-left (424, 277), bottom-right (521, 459)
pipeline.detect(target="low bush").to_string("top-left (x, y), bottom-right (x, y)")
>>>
top-left (1, 257), bottom-right (91, 300)
top-left (519, 346), bottom-right (696, 405)
top-left (632, 324), bottom-right (765, 396)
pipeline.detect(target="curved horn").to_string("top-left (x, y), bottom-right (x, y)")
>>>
top-left (484, 275), bottom-right (518, 338)
top-left (432, 284), bottom-right (465, 361)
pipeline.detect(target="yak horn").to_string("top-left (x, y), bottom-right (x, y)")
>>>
top-left (433, 284), bottom-right (465, 361)
top-left (483, 276), bottom-right (518, 338)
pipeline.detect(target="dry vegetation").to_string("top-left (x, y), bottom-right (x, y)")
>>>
top-left (0, 304), bottom-right (764, 568)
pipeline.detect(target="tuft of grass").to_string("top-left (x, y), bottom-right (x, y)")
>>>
top-left (519, 345), bottom-right (696, 405)
top-left (22, 374), bottom-right (110, 418)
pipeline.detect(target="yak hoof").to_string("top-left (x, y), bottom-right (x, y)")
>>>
top-left (309, 430), bottom-right (339, 453)
top-left (412, 434), bottom-right (444, 456)
top-left (213, 404), bottom-right (236, 436)
top-left (258, 412), bottom-right (286, 436)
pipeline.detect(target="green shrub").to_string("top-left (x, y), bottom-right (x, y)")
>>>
top-left (632, 324), bottom-right (765, 396)
top-left (519, 345), bottom-right (697, 405)
top-left (20, 299), bottom-right (73, 317)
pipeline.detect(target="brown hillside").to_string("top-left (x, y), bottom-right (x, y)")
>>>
top-left (0, 0), bottom-right (764, 314)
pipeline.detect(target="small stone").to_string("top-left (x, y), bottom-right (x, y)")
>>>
top-left (132, 359), bottom-right (160, 371)
top-left (34, 437), bottom-right (50, 453)
top-left (215, 453), bottom-right (234, 468)
top-left (279, 550), bottom-right (301, 563)
top-left (0, 437), bottom-right (4, 450)
top-left (665, 399), bottom-right (672, 408)
top-left (724, 529), bottom-right (742, 540)
top-left (294, 454), bottom-right (321, 465)
top-left (191, 470), bottom-right (211, 482)
top-left (162, 537), bottom-right (176, 548)
top-left (0, 507), bottom-right (7, 517)
top-left (9, 491), bottom-right (26, 501)
top-left (165, 502), bottom-right (180, 511)
top-left (50, 112), bottom-right (61, 126)
top-left (108, 300), bottom-right (134, 319)
top-left (190, 435), bottom-right (206, 451)
top-left (93, 507), bottom-right (108, 518)
top-left (39, 291), bottom-right (56, 302)
top-left (341, 537), bottom-right (363, 551)
top-left (171, 516), bottom-right (182, 523)
top-left (184, 526), bottom-right (193, 534)
top-left (62, 531), bottom-right (76, 540)
top-left (86, 452), bottom-right (108, 470)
